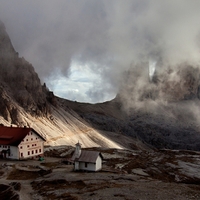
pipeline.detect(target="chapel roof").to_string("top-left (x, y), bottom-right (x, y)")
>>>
top-left (71, 150), bottom-right (103, 163)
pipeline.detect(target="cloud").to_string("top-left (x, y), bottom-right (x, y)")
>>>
top-left (0, 0), bottom-right (200, 103)
top-left (47, 62), bottom-right (116, 103)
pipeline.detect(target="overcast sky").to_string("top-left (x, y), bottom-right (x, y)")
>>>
top-left (0, 0), bottom-right (200, 103)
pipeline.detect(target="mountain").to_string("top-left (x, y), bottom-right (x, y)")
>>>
top-left (0, 20), bottom-right (147, 150)
top-left (1, 20), bottom-right (200, 151)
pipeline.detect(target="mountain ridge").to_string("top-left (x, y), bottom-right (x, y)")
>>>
top-left (1, 20), bottom-right (200, 151)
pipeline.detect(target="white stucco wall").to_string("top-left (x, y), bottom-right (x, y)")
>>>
top-left (75, 155), bottom-right (102, 171)
top-left (18, 130), bottom-right (44, 159)
top-left (9, 146), bottom-right (19, 159)
top-left (75, 161), bottom-right (79, 170)
top-left (79, 162), bottom-right (96, 171)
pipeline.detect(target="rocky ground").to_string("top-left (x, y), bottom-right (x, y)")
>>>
top-left (0, 146), bottom-right (200, 199)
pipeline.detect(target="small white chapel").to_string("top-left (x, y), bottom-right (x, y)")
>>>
top-left (71, 142), bottom-right (103, 172)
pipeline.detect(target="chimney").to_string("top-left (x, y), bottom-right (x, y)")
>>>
top-left (75, 141), bottom-right (82, 158)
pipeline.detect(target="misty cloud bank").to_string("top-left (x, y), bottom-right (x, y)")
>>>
top-left (1, 0), bottom-right (200, 103)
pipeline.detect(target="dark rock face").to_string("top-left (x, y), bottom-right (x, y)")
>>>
top-left (0, 21), bottom-right (16, 58)
top-left (61, 97), bottom-right (200, 151)
top-left (160, 65), bottom-right (200, 101)
top-left (118, 63), bottom-right (200, 106)
top-left (9, 182), bottom-right (21, 191)
top-left (0, 20), bottom-right (56, 123)
top-left (46, 91), bottom-right (57, 107)
top-left (0, 184), bottom-right (19, 200)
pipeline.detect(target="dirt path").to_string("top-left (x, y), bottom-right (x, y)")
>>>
top-left (19, 180), bottom-right (35, 200)
top-left (0, 158), bottom-right (59, 200)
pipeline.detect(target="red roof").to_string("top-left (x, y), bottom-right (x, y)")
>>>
top-left (0, 126), bottom-right (46, 146)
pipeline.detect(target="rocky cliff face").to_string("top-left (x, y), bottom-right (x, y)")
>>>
top-left (0, 21), bottom-right (53, 125)
top-left (118, 63), bottom-right (200, 106)
top-left (63, 97), bottom-right (200, 151)
top-left (158, 64), bottom-right (200, 101)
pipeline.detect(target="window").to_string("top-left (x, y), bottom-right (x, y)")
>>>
top-left (20, 146), bottom-right (23, 149)
top-left (26, 139), bottom-right (28, 141)
top-left (32, 150), bottom-right (34, 154)
top-left (31, 138), bottom-right (33, 140)
top-left (27, 145), bottom-right (29, 148)
top-left (21, 153), bottom-right (23, 157)
top-left (36, 138), bottom-right (37, 140)
top-left (39, 149), bottom-right (41, 153)
top-left (28, 151), bottom-right (30, 155)
top-left (36, 150), bottom-right (38, 153)
top-left (85, 163), bottom-right (88, 168)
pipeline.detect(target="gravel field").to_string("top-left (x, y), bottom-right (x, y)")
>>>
top-left (0, 147), bottom-right (200, 199)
